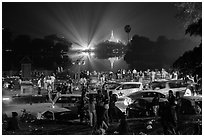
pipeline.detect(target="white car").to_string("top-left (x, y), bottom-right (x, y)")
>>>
top-left (115, 96), bottom-right (133, 113)
top-left (108, 82), bottom-right (143, 98)
top-left (151, 80), bottom-right (187, 96)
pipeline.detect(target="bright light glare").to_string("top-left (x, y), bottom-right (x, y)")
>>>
top-left (82, 52), bottom-right (89, 56)
top-left (90, 52), bottom-right (95, 56)
top-left (3, 97), bottom-right (10, 101)
top-left (124, 100), bottom-right (129, 106)
top-left (124, 98), bottom-right (132, 106)
top-left (89, 47), bottom-right (95, 50)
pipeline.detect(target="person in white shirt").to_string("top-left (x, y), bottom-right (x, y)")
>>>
top-left (50, 75), bottom-right (56, 91)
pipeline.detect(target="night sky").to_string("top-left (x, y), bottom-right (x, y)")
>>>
top-left (3, 2), bottom-right (199, 42)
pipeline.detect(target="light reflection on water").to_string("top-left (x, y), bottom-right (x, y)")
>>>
top-left (67, 50), bottom-right (128, 72)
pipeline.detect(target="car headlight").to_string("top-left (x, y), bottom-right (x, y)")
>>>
top-left (3, 97), bottom-right (11, 101)
top-left (124, 98), bottom-right (132, 106)
top-left (3, 97), bottom-right (12, 103)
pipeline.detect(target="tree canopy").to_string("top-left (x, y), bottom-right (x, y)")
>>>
top-left (2, 28), bottom-right (72, 71)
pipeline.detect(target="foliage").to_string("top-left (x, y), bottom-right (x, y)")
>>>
top-left (175, 2), bottom-right (202, 29)
top-left (2, 29), bottom-right (72, 71)
top-left (185, 19), bottom-right (202, 36)
top-left (94, 40), bottom-right (126, 59)
top-left (172, 2), bottom-right (202, 76)
top-left (173, 43), bottom-right (201, 76)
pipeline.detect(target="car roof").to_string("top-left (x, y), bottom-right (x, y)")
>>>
top-left (59, 94), bottom-right (81, 97)
top-left (128, 90), bottom-right (165, 98)
top-left (41, 107), bottom-right (71, 113)
top-left (119, 82), bottom-right (142, 84)
top-left (104, 81), bottom-right (118, 84)
top-left (131, 90), bottom-right (165, 94)
top-left (182, 96), bottom-right (202, 101)
top-left (137, 97), bottom-right (168, 102)
top-left (152, 79), bottom-right (185, 83)
top-left (87, 92), bottom-right (98, 95)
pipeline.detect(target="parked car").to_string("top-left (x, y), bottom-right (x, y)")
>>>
top-left (108, 82), bottom-right (143, 98)
top-left (126, 97), bottom-right (168, 118)
top-left (176, 96), bottom-right (202, 135)
top-left (128, 90), bottom-right (166, 101)
top-left (150, 80), bottom-right (187, 96)
top-left (102, 81), bottom-right (120, 90)
top-left (37, 106), bottom-right (71, 121)
top-left (114, 90), bottom-right (165, 114)
top-left (180, 96), bottom-right (202, 116)
top-left (54, 94), bottom-right (81, 118)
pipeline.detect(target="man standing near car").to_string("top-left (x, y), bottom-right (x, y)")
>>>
top-left (174, 91), bottom-right (182, 134)
top-left (37, 78), bottom-right (42, 95)
top-left (88, 95), bottom-right (96, 127)
top-left (96, 90), bottom-right (105, 128)
top-left (152, 94), bottom-right (160, 117)
top-left (108, 91), bottom-right (118, 123)
top-left (168, 90), bottom-right (177, 128)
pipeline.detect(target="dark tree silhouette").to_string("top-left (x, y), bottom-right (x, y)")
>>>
top-left (2, 29), bottom-right (72, 71)
top-left (185, 18), bottom-right (202, 36)
top-left (94, 40), bottom-right (126, 59)
top-left (124, 25), bottom-right (131, 43)
top-left (173, 2), bottom-right (202, 77)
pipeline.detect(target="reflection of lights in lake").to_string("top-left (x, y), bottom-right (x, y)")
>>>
top-left (108, 57), bottom-right (118, 69)
top-left (67, 30), bottom-right (127, 72)
top-left (68, 50), bottom-right (128, 72)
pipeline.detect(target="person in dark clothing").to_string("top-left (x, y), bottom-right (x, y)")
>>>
top-left (79, 88), bottom-right (87, 123)
top-left (102, 88), bottom-right (110, 126)
top-left (56, 84), bottom-right (62, 93)
top-left (7, 112), bottom-right (19, 131)
top-left (168, 90), bottom-right (177, 127)
top-left (175, 91), bottom-right (182, 133)
top-left (68, 82), bottom-right (73, 94)
top-left (159, 101), bottom-right (176, 135)
top-left (96, 90), bottom-right (105, 128)
top-left (117, 112), bottom-right (129, 135)
top-left (152, 94), bottom-right (160, 117)
top-left (61, 82), bottom-right (68, 94)
top-left (108, 91), bottom-right (118, 123)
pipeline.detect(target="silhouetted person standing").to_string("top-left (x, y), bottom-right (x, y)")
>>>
top-left (117, 112), bottom-right (129, 135)
top-left (168, 90), bottom-right (177, 130)
top-left (7, 112), bottom-right (19, 131)
top-left (152, 94), bottom-right (160, 117)
top-left (88, 95), bottom-right (96, 127)
top-left (175, 91), bottom-right (182, 133)
top-left (79, 87), bottom-right (86, 123)
top-left (109, 91), bottom-right (118, 123)
top-left (96, 90), bottom-right (105, 129)
top-left (159, 101), bottom-right (176, 134)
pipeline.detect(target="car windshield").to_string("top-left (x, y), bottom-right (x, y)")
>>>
top-left (142, 92), bottom-right (165, 98)
top-left (151, 82), bottom-right (166, 89)
top-left (105, 83), bottom-right (120, 90)
top-left (56, 97), bottom-right (80, 103)
top-left (168, 81), bottom-right (187, 88)
top-left (120, 84), bottom-right (141, 90)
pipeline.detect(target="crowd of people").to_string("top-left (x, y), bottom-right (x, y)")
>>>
top-left (76, 84), bottom-right (130, 134)
top-left (2, 67), bottom-right (202, 134)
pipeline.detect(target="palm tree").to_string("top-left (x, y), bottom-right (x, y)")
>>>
top-left (124, 25), bottom-right (131, 44)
